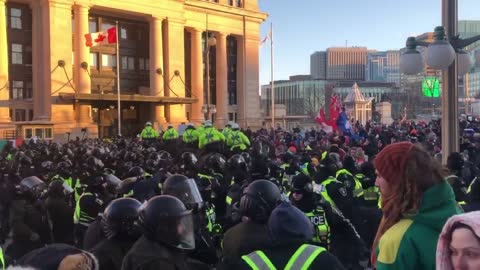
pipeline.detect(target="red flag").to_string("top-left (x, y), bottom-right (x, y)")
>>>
top-left (84, 27), bottom-right (117, 47)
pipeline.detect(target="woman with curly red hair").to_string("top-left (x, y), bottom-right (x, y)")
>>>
top-left (372, 142), bottom-right (462, 270)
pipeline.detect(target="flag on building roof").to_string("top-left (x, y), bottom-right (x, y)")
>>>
top-left (84, 26), bottom-right (117, 47)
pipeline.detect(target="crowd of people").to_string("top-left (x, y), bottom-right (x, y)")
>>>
top-left (0, 116), bottom-right (479, 270)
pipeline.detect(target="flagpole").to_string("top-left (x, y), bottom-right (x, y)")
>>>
top-left (115, 21), bottom-right (121, 137)
top-left (270, 22), bottom-right (275, 133)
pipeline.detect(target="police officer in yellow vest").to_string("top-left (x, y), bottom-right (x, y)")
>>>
top-left (336, 156), bottom-right (364, 198)
top-left (198, 121), bottom-right (225, 153)
top-left (225, 202), bottom-right (345, 269)
top-left (227, 123), bottom-right (250, 154)
top-left (357, 162), bottom-right (381, 208)
top-left (51, 161), bottom-right (83, 204)
top-left (223, 121), bottom-right (233, 139)
top-left (289, 174), bottom-right (369, 269)
top-left (140, 121), bottom-right (158, 140)
top-left (183, 123), bottom-right (199, 148)
top-left (162, 123), bottom-right (179, 141)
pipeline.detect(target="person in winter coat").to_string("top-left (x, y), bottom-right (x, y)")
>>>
top-left (463, 178), bottom-right (480, 212)
top-left (222, 202), bottom-right (345, 270)
top-left (436, 211), bottom-right (480, 270)
top-left (372, 142), bottom-right (462, 270)
top-left (45, 180), bottom-right (74, 245)
top-left (220, 180), bottom-right (282, 266)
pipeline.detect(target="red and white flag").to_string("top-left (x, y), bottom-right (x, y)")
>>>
top-left (84, 27), bottom-right (117, 47)
top-left (259, 28), bottom-right (272, 47)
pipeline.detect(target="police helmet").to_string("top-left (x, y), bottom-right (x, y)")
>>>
top-left (231, 123), bottom-right (240, 130)
top-left (158, 150), bottom-right (172, 162)
top-left (138, 195), bottom-right (195, 250)
top-left (19, 176), bottom-right (47, 198)
top-left (146, 122), bottom-right (152, 126)
top-left (162, 174), bottom-right (203, 211)
top-left (102, 198), bottom-right (142, 240)
top-left (180, 152), bottom-right (198, 168)
top-left (291, 174), bottom-right (313, 194)
top-left (239, 179), bottom-right (282, 223)
top-left (227, 154), bottom-right (248, 171)
top-left (128, 166), bottom-right (145, 178)
top-left (204, 154), bottom-right (226, 175)
top-left (56, 161), bottom-right (70, 177)
top-left (48, 179), bottom-right (73, 197)
top-left (19, 156), bottom-right (32, 167)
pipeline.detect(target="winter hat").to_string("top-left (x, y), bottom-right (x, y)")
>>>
top-left (374, 141), bottom-right (413, 184)
top-left (288, 146), bottom-right (297, 154)
top-left (268, 202), bottom-right (313, 243)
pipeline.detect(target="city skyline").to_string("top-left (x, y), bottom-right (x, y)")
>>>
top-left (258, 0), bottom-right (480, 85)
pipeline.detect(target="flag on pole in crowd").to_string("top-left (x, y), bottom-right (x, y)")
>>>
top-left (260, 27), bottom-right (272, 47)
top-left (84, 27), bottom-right (117, 47)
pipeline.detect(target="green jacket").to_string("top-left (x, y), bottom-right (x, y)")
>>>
top-left (140, 126), bottom-right (158, 139)
top-left (375, 180), bottom-right (462, 270)
top-left (199, 127), bottom-right (225, 149)
top-left (227, 130), bottom-right (250, 150)
top-left (162, 127), bottom-right (179, 140)
top-left (183, 128), bottom-right (199, 143)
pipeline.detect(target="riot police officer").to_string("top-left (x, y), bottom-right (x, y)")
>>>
top-left (221, 179), bottom-right (283, 266)
top-left (162, 174), bottom-right (217, 266)
top-left (290, 174), bottom-right (369, 269)
top-left (121, 195), bottom-right (196, 270)
top-left (90, 198), bottom-right (142, 270)
top-left (45, 180), bottom-right (74, 244)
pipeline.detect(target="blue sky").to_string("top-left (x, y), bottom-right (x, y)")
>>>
top-left (258, 0), bottom-right (480, 85)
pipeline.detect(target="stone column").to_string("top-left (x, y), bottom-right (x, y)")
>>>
top-left (0, 0), bottom-right (11, 123)
top-left (31, 0), bottom-right (47, 120)
top-left (73, 4), bottom-right (91, 123)
top-left (215, 32), bottom-right (228, 128)
top-left (163, 18), bottom-right (187, 126)
top-left (236, 35), bottom-right (245, 128)
top-left (190, 28), bottom-right (204, 125)
top-left (149, 16), bottom-right (166, 129)
top-left (243, 36), bottom-right (261, 129)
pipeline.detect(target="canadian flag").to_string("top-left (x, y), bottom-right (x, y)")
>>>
top-left (84, 27), bottom-right (117, 47)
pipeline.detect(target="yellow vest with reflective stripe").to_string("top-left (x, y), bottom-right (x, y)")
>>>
top-left (0, 247), bottom-right (4, 270)
top-left (336, 169), bottom-right (364, 197)
top-left (73, 192), bottom-right (95, 225)
top-left (241, 244), bottom-right (326, 270)
top-left (305, 208), bottom-right (330, 248)
top-left (319, 177), bottom-right (340, 209)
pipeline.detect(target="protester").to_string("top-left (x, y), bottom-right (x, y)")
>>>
top-left (372, 142), bottom-right (462, 270)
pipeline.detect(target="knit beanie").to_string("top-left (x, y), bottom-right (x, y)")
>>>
top-left (268, 202), bottom-right (313, 243)
top-left (374, 141), bottom-right (413, 185)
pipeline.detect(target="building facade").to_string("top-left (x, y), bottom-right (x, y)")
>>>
top-left (310, 51), bottom-right (327, 80)
top-left (0, 0), bottom-right (267, 140)
top-left (326, 47), bottom-right (367, 81)
top-left (365, 50), bottom-right (400, 86)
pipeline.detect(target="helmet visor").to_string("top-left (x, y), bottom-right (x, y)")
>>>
top-left (168, 178), bottom-right (204, 208)
top-left (176, 212), bottom-right (195, 250)
top-left (105, 174), bottom-right (122, 187)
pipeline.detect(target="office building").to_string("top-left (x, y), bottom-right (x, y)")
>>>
top-left (326, 47), bottom-right (367, 81)
top-left (0, 0), bottom-right (266, 139)
top-left (310, 51), bottom-right (327, 79)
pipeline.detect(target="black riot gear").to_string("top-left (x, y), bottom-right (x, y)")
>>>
top-left (102, 198), bottom-right (142, 240)
top-left (204, 154), bottom-right (226, 175)
top-left (19, 176), bottom-right (47, 199)
top-left (239, 179), bottom-right (282, 223)
top-left (47, 180), bottom-right (73, 198)
top-left (162, 174), bottom-right (203, 211)
top-left (227, 154), bottom-right (248, 172)
top-left (138, 195), bottom-right (195, 250)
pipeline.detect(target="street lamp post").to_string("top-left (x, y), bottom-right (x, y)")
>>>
top-left (399, 0), bottom-right (480, 164)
